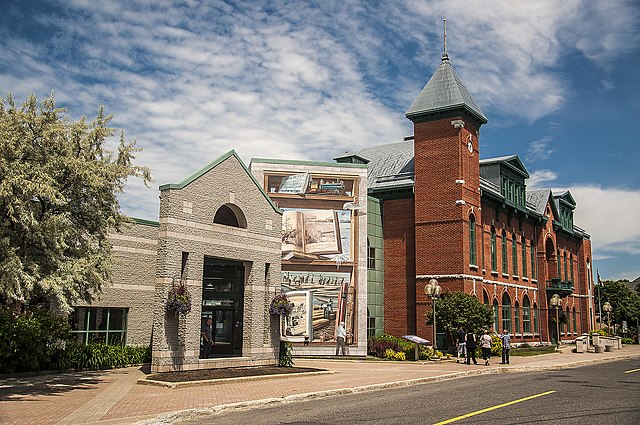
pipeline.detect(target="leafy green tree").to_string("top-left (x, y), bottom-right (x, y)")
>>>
top-left (600, 280), bottom-right (640, 336)
top-left (0, 93), bottom-right (151, 312)
top-left (427, 291), bottom-right (493, 349)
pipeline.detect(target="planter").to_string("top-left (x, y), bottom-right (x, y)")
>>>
top-left (594, 345), bottom-right (604, 353)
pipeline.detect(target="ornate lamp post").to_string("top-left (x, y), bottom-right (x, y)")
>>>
top-left (603, 302), bottom-right (613, 335)
top-left (549, 294), bottom-right (561, 346)
top-left (425, 279), bottom-right (442, 351)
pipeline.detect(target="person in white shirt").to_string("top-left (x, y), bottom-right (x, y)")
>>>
top-left (335, 322), bottom-right (347, 355)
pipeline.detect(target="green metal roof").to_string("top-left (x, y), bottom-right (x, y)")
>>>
top-left (406, 55), bottom-right (487, 125)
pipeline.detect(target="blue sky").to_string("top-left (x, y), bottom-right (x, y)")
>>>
top-left (1, 0), bottom-right (639, 281)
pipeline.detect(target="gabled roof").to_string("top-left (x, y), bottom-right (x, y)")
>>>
top-left (480, 155), bottom-right (530, 179)
top-left (159, 150), bottom-right (282, 214)
top-left (553, 190), bottom-right (576, 209)
top-left (406, 56), bottom-right (487, 125)
top-left (527, 189), bottom-right (552, 216)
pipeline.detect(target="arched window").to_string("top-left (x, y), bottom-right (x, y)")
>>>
top-left (557, 249), bottom-right (562, 278)
top-left (483, 291), bottom-right (490, 305)
top-left (491, 227), bottom-right (497, 271)
top-left (514, 302), bottom-right (520, 334)
top-left (565, 306), bottom-right (570, 335)
top-left (531, 239), bottom-right (537, 280)
top-left (502, 231), bottom-right (508, 274)
top-left (469, 215), bottom-right (477, 265)
top-left (522, 295), bottom-right (531, 333)
top-left (572, 308), bottom-right (577, 334)
top-left (493, 300), bottom-right (500, 331)
top-left (570, 254), bottom-right (574, 284)
top-left (533, 303), bottom-right (539, 334)
top-left (502, 293), bottom-right (511, 333)
top-left (512, 234), bottom-right (518, 276)
top-left (213, 204), bottom-right (247, 228)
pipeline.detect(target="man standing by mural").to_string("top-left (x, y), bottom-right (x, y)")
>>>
top-left (336, 321), bottom-right (347, 355)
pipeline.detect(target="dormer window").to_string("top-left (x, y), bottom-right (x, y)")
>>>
top-left (560, 207), bottom-right (573, 230)
top-left (501, 175), bottom-right (525, 207)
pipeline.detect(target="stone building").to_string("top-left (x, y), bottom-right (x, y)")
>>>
top-left (336, 47), bottom-right (596, 347)
top-left (72, 151), bottom-right (283, 371)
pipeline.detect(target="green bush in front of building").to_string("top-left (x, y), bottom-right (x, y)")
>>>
top-left (0, 307), bottom-right (150, 374)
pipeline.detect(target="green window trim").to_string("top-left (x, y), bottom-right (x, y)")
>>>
top-left (514, 303), bottom-right (520, 334)
top-left (502, 232), bottom-right (508, 273)
top-left (522, 297), bottom-right (531, 333)
top-left (70, 307), bottom-right (128, 346)
top-left (531, 241), bottom-right (537, 280)
top-left (512, 234), bottom-right (518, 275)
top-left (521, 236), bottom-right (527, 278)
top-left (469, 216), bottom-right (477, 265)
top-left (491, 227), bottom-right (497, 271)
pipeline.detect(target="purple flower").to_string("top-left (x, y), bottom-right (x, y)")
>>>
top-left (269, 293), bottom-right (293, 317)
top-left (166, 285), bottom-right (192, 315)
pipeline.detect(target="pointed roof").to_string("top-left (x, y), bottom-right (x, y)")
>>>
top-left (159, 150), bottom-right (282, 214)
top-left (480, 155), bottom-right (530, 178)
top-left (406, 56), bottom-right (487, 125)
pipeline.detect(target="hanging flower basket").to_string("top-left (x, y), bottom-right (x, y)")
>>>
top-left (165, 282), bottom-right (192, 315)
top-left (269, 293), bottom-right (293, 317)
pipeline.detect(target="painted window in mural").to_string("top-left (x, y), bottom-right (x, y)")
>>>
top-left (280, 271), bottom-right (352, 343)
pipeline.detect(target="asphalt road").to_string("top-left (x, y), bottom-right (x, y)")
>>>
top-left (177, 359), bottom-right (640, 425)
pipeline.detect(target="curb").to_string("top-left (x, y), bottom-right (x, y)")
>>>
top-left (137, 370), bottom-right (338, 389)
top-left (134, 352), bottom-right (640, 424)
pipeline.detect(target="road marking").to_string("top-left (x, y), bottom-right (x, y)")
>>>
top-left (624, 368), bottom-right (640, 374)
top-left (433, 390), bottom-right (556, 425)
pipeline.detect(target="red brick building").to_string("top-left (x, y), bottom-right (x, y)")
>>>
top-left (336, 48), bottom-right (595, 347)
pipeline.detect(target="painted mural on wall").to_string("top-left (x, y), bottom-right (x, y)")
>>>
top-left (280, 271), bottom-right (352, 342)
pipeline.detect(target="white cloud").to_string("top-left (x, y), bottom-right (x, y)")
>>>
top-left (526, 137), bottom-right (555, 162)
top-left (562, 186), bottom-right (640, 258)
top-left (527, 169), bottom-right (558, 189)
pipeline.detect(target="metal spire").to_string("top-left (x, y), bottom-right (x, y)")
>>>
top-left (442, 18), bottom-right (449, 61)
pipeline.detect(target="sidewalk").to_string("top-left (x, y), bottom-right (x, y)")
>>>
top-left (1, 345), bottom-right (639, 425)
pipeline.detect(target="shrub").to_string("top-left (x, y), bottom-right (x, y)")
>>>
top-left (278, 341), bottom-right (294, 367)
top-left (384, 349), bottom-right (406, 361)
top-left (0, 307), bottom-right (71, 373)
top-left (491, 334), bottom-right (502, 356)
top-left (368, 334), bottom-right (400, 358)
top-left (621, 337), bottom-right (634, 345)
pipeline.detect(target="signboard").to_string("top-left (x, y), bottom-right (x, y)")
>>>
top-left (403, 335), bottom-right (430, 344)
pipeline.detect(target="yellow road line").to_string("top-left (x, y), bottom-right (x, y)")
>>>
top-left (433, 390), bottom-right (556, 425)
top-left (624, 368), bottom-right (640, 374)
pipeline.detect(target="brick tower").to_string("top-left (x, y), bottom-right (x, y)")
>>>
top-left (405, 24), bottom-right (488, 339)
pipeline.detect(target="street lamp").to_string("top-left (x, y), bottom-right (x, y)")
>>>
top-left (603, 302), bottom-right (613, 335)
top-left (425, 279), bottom-right (442, 351)
top-left (549, 294), bottom-right (561, 346)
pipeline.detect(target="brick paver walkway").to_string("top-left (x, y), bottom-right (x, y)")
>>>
top-left (1, 345), bottom-right (639, 425)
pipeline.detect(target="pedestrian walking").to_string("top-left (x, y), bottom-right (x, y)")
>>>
top-left (465, 329), bottom-right (478, 365)
top-left (456, 326), bottom-right (466, 363)
top-left (479, 330), bottom-right (492, 366)
top-left (335, 321), bottom-right (347, 355)
top-left (500, 328), bottom-right (511, 364)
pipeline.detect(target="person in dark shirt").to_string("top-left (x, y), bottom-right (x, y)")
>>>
top-left (465, 330), bottom-right (478, 365)
top-left (456, 326), bottom-right (467, 363)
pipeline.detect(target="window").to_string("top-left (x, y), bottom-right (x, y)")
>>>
top-left (512, 234), bottom-right (518, 275)
top-left (491, 227), bottom-right (497, 271)
top-left (557, 249), bottom-right (562, 278)
top-left (493, 300), bottom-right (500, 331)
top-left (502, 293), bottom-right (511, 333)
top-left (522, 236), bottom-right (527, 278)
top-left (70, 307), bottom-right (128, 345)
top-left (469, 215), bottom-right (477, 265)
top-left (367, 238), bottom-right (376, 269)
top-left (522, 296), bottom-right (531, 333)
top-left (531, 240), bottom-right (536, 280)
top-left (213, 204), bottom-right (247, 228)
top-left (570, 255), bottom-right (574, 284)
top-left (502, 232), bottom-right (508, 273)
top-left (514, 302), bottom-right (520, 334)
top-left (572, 308), bottom-right (577, 334)
top-left (563, 252), bottom-right (568, 281)
top-left (533, 303), bottom-right (539, 333)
